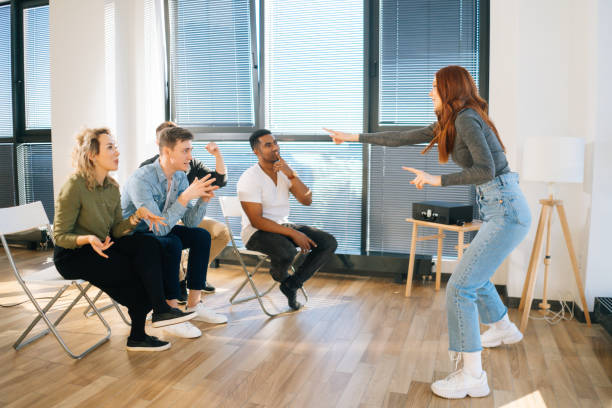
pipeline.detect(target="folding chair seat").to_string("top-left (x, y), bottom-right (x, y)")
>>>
top-left (0, 201), bottom-right (112, 359)
top-left (219, 196), bottom-right (307, 317)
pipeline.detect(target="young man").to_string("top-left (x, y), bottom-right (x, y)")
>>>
top-left (140, 121), bottom-right (231, 300)
top-left (122, 126), bottom-right (228, 339)
top-left (237, 129), bottom-right (337, 310)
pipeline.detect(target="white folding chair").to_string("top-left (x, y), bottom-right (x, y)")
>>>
top-left (219, 196), bottom-right (307, 317)
top-left (0, 201), bottom-right (112, 359)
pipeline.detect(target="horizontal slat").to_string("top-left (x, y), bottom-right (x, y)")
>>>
top-left (0, 5), bottom-right (12, 138)
top-left (23, 5), bottom-right (51, 130)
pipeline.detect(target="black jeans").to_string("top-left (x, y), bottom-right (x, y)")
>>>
top-left (245, 224), bottom-right (337, 288)
top-left (139, 225), bottom-right (211, 300)
top-left (53, 234), bottom-right (170, 340)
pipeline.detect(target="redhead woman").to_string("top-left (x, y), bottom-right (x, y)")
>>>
top-left (325, 66), bottom-right (531, 399)
top-left (53, 128), bottom-right (196, 351)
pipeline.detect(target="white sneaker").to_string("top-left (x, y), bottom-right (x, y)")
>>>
top-left (186, 302), bottom-right (228, 324)
top-left (431, 369), bottom-right (490, 399)
top-left (162, 322), bottom-right (202, 339)
top-left (480, 322), bottom-right (523, 348)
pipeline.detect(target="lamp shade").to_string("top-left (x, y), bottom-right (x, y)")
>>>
top-left (521, 137), bottom-right (585, 183)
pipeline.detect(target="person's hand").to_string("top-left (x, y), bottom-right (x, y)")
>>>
top-left (272, 153), bottom-right (294, 177)
top-left (181, 174), bottom-right (219, 202)
top-left (323, 128), bottom-right (359, 144)
top-left (135, 207), bottom-right (167, 232)
top-left (290, 230), bottom-right (317, 254)
top-left (205, 142), bottom-right (221, 157)
top-left (87, 235), bottom-right (113, 258)
top-left (402, 167), bottom-right (442, 189)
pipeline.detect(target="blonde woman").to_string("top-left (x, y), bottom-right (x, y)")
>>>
top-left (53, 128), bottom-right (196, 351)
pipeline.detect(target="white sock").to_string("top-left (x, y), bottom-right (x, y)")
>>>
top-left (462, 351), bottom-right (483, 378)
top-left (493, 312), bottom-right (512, 330)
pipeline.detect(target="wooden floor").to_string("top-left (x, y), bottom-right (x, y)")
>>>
top-left (1, 247), bottom-right (611, 408)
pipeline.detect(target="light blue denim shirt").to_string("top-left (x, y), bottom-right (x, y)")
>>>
top-left (121, 158), bottom-right (207, 236)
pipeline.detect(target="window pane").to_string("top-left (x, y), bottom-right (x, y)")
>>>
top-left (264, 0), bottom-right (364, 134)
top-left (23, 5), bottom-right (51, 130)
top-left (169, 0), bottom-right (255, 127)
top-left (17, 143), bottom-right (54, 221)
top-left (379, 0), bottom-right (480, 126)
top-left (368, 145), bottom-right (477, 257)
top-left (0, 5), bottom-right (12, 138)
top-left (193, 141), bottom-right (362, 254)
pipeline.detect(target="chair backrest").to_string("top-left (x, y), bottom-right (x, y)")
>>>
top-left (0, 201), bottom-right (50, 236)
top-left (219, 196), bottom-right (244, 218)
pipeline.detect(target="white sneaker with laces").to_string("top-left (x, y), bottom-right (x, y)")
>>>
top-left (186, 302), bottom-right (228, 324)
top-left (480, 322), bottom-right (523, 348)
top-left (162, 321), bottom-right (202, 338)
top-left (431, 369), bottom-right (490, 399)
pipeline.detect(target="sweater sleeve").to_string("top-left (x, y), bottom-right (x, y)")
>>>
top-left (359, 123), bottom-right (436, 147)
top-left (441, 113), bottom-right (495, 186)
top-left (188, 158), bottom-right (228, 187)
top-left (52, 179), bottom-right (82, 249)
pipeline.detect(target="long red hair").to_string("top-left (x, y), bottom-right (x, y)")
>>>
top-left (422, 65), bottom-right (504, 163)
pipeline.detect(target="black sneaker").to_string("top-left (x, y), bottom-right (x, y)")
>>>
top-left (202, 281), bottom-right (216, 294)
top-left (280, 281), bottom-right (302, 311)
top-left (151, 307), bottom-right (196, 328)
top-left (178, 280), bottom-right (188, 305)
top-left (126, 335), bottom-right (171, 352)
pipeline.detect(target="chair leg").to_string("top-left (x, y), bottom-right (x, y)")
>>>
top-left (229, 256), bottom-right (273, 304)
top-left (83, 289), bottom-right (131, 326)
top-left (14, 282), bottom-right (112, 359)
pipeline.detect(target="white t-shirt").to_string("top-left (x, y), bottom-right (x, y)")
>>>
top-left (237, 164), bottom-right (292, 244)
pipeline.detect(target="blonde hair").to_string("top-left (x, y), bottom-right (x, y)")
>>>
top-left (72, 127), bottom-right (118, 190)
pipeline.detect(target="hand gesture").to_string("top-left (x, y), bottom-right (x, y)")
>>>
top-left (205, 142), bottom-right (220, 157)
top-left (272, 153), bottom-right (293, 177)
top-left (402, 167), bottom-right (441, 189)
top-left (290, 230), bottom-right (317, 254)
top-left (135, 206), bottom-right (167, 233)
top-left (323, 128), bottom-right (358, 144)
top-left (88, 235), bottom-right (114, 258)
top-left (182, 174), bottom-right (219, 201)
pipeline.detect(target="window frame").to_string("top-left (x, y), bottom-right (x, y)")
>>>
top-left (165, 0), bottom-right (260, 137)
top-left (2, 0), bottom-right (51, 210)
top-left (164, 0), bottom-right (490, 255)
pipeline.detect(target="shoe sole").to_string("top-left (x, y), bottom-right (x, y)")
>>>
top-left (192, 317), bottom-right (228, 324)
top-left (202, 289), bottom-right (216, 294)
top-left (152, 311), bottom-right (197, 328)
top-left (482, 331), bottom-right (524, 348)
top-left (431, 384), bottom-right (490, 399)
top-left (126, 343), bottom-right (171, 352)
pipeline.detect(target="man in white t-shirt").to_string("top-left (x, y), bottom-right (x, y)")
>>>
top-left (237, 129), bottom-right (337, 310)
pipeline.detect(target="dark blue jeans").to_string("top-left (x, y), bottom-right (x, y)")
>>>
top-left (245, 224), bottom-right (337, 288)
top-left (140, 225), bottom-right (211, 300)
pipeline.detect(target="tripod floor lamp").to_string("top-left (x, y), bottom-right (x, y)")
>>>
top-left (518, 137), bottom-right (591, 333)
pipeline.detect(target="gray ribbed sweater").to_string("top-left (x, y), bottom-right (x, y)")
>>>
top-left (359, 108), bottom-right (510, 186)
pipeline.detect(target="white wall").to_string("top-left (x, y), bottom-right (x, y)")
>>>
top-left (490, 0), bottom-right (612, 310)
top-left (50, 0), bottom-right (107, 194)
top-left (50, 0), bottom-right (164, 196)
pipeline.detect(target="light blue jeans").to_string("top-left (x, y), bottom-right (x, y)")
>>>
top-left (446, 172), bottom-right (531, 353)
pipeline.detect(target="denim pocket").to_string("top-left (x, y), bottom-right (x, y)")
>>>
top-left (502, 192), bottom-right (532, 227)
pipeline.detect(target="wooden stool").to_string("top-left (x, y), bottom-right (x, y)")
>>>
top-left (404, 218), bottom-right (482, 297)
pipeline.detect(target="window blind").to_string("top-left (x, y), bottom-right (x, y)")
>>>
top-left (17, 143), bottom-right (54, 221)
top-left (264, 0), bottom-right (364, 134)
top-left (379, 0), bottom-right (480, 126)
top-left (168, 0), bottom-right (255, 128)
top-left (368, 144), bottom-right (477, 257)
top-left (192, 141), bottom-right (363, 254)
top-left (0, 5), bottom-right (12, 138)
top-left (23, 5), bottom-right (51, 130)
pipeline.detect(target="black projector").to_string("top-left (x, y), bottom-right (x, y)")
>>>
top-left (412, 201), bottom-right (473, 225)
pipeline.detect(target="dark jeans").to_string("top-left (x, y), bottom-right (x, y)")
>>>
top-left (53, 234), bottom-right (170, 340)
top-left (245, 224), bottom-right (337, 288)
top-left (140, 225), bottom-right (211, 300)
